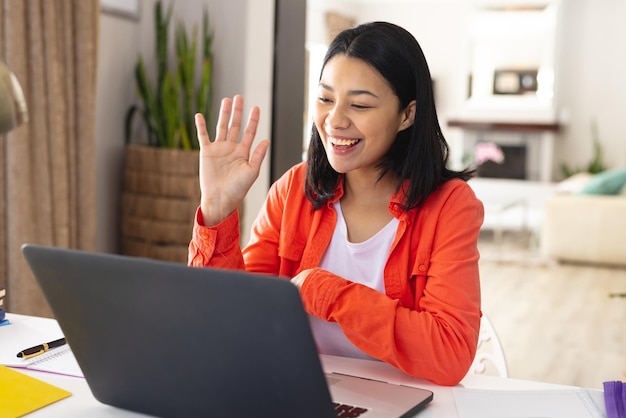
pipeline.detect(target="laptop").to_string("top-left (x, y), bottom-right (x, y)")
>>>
top-left (22, 244), bottom-right (433, 418)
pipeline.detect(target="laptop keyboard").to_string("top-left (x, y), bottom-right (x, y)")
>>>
top-left (334, 402), bottom-right (369, 417)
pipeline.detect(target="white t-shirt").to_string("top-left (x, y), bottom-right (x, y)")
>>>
top-left (309, 201), bottom-right (399, 359)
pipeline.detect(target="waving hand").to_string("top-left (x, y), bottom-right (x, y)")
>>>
top-left (195, 95), bottom-right (270, 226)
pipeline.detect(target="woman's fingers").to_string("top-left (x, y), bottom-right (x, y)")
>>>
top-left (212, 95), bottom-right (247, 143)
top-left (214, 97), bottom-right (233, 142)
top-left (240, 106), bottom-right (260, 149)
top-left (196, 96), bottom-right (267, 163)
top-left (194, 113), bottom-right (211, 147)
top-left (226, 95), bottom-right (244, 143)
top-left (249, 139), bottom-right (271, 172)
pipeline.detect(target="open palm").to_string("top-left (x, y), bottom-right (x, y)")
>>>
top-left (195, 96), bottom-right (270, 226)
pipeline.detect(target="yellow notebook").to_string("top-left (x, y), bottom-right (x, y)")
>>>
top-left (0, 365), bottom-right (72, 418)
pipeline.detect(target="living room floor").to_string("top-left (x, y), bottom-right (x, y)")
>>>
top-left (478, 230), bottom-right (626, 390)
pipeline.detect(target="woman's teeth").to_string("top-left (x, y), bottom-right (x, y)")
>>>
top-left (330, 137), bottom-right (360, 146)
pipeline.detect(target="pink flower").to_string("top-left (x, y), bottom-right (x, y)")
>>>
top-left (474, 142), bottom-right (505, 165)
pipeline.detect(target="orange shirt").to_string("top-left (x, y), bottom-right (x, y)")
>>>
top-left (189, 162), bottom-right (484, 386)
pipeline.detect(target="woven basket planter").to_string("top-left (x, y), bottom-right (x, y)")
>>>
top-left (120, 144), bottom-right (200, 264)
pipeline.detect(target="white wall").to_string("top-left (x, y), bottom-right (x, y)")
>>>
top-left (95, 12), bottom-right (139, 254)
top-left (555, 0), bottom-right (626, 173)
top-left (96, 0), bottom-right (273, 253)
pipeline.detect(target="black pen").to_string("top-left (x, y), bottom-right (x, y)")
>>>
top-left (16, 337), bottom-right (67, 359)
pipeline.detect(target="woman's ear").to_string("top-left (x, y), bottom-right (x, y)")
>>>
top-left (399, 100), bottom-right (416, 131)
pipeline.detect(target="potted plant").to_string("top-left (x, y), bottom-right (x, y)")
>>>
top-left (121, 0), bottom-right (213, 263)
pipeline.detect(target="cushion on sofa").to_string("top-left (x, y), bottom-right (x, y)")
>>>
top-left (556, 172), bottom-right (592, 194)
top-left (578, 168), bottom-right (626, 195)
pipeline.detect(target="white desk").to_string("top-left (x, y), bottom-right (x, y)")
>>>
top-left (2, 314), bottom-right (606, 417)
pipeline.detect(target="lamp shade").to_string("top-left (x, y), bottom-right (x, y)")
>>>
top-left (0, 61), bottom-right (28, 134)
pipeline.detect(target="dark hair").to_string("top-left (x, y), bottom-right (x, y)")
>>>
top-left (304, 21), bottom-right (474, 210)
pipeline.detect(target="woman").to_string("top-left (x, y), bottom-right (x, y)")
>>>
top-left (189, 22), bottom-right (483, 386)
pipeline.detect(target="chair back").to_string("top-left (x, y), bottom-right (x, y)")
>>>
top-left (468, 314), bottom-right (509, 378)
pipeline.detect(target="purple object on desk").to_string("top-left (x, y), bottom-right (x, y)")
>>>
top-left (604, 381), bottom-right (626, 418)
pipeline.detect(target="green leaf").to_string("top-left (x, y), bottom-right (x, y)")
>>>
top-left (125, 0), bottom-right (213, 149)
top-left (124, 105), bottom-right (137, 145)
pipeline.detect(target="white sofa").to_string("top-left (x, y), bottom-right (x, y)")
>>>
top-left (541, 194), bottom-right (626, 266)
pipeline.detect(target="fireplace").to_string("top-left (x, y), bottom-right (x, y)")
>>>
top-left (478, 144), bottom-right (527, 180)
top-left (448, 119), bottom-right (560, 182)
top-left (467, 131), bottom-right (540, 180)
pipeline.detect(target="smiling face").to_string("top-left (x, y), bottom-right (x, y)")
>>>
top-left (313, 54), bottom-right (415, 178)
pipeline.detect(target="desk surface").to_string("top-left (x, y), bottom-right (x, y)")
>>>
top-left (1, 313), bottom-right (605, 418)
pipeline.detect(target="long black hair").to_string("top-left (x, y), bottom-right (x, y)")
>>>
top-left (304, 21), bottom-right (474, 210)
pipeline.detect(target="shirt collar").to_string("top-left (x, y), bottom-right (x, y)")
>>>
top-left (327, 176), bottom-right (411, 219)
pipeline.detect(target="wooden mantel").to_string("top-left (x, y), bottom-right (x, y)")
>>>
top-left (447, 119), bottom-right (560, 133)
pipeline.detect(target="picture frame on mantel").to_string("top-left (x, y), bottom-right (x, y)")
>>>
top-left (101, 0), bottom-right (140, 20)
top-left (493, 69), bottom-right (538, 95)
